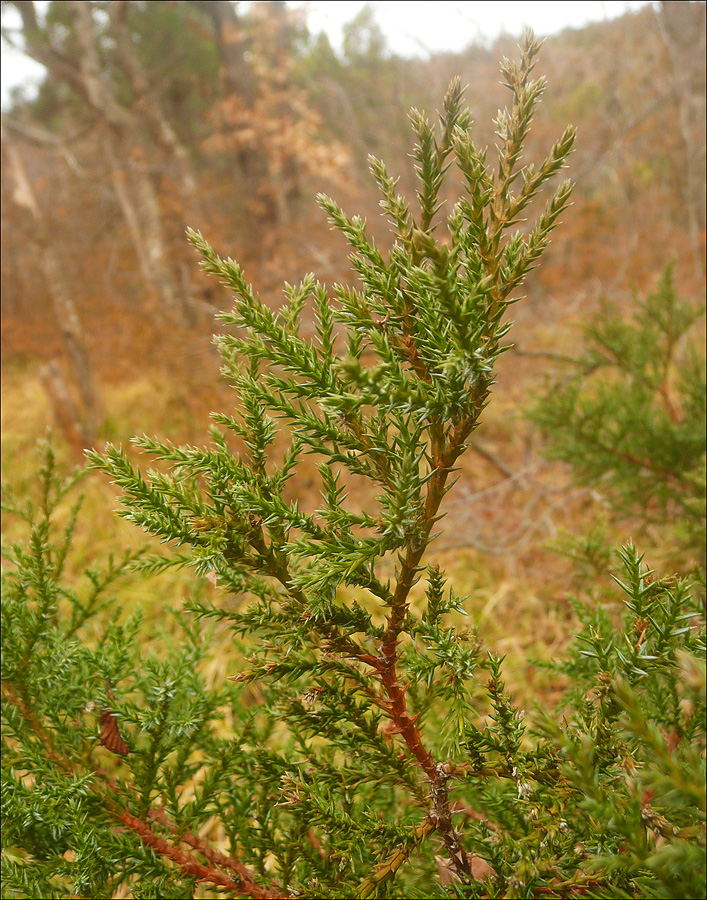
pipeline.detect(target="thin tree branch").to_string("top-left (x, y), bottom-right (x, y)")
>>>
top-left (117, 810), bottom-right (287, 899)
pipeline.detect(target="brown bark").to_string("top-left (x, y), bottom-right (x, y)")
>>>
top-left (64, 1), bottom-right (133, 130)
top-left (2, 119), bottom-right (101, 450)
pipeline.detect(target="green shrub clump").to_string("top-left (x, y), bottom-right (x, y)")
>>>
top-left (532, 264), bottom-right (706, 566)
top-left (3, 33), bottom-right (705, 900)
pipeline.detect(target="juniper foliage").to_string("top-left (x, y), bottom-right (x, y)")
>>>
top-left (531, 264), bottom-right (706, 565)
top-left (3, 33), bottom-right (705, 900)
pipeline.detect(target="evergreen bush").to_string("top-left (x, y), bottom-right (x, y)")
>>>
top-left (3, 34), bottom-right (705, 900)
top-left (531, 264), bottom-right (706, 567)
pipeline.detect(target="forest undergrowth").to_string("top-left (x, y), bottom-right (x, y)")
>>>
top-left (2, 4), bottom-right (705, 898)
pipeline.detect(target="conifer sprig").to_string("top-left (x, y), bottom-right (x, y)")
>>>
top-left (532, 263), bottom-right (706, 561)
top-left (4, 31), bottom-right (705, 898)
top-left (87, 30), bottom-right (577, 888)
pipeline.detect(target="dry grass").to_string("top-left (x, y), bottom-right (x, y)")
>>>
top-left (0, 311), bottom-right (664, 717)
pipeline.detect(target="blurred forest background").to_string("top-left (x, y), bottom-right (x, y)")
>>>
top-left (1, 1), bottom-right (705, 693)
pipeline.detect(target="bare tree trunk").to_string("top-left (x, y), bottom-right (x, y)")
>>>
top-left (39, 361), bottom-right (91, 457)
top-left (101, 132), bottom-right (186, 320)
top-left (195, 0), bottom-right (256, 103)
top-left (106, 1), bottom-right (203, 322)
top-left (9, 0), bottom-right (192, 322)
top-left (68, 0), bottom-right (190, 321)
top-left (656, 1), bottom-right (707, 283)
top-left (103, 135), bottom-right (155, 306)
top-left (2, 120), bottom-right (101, 449)
top-left (108, 0), bottom-right (197, 198)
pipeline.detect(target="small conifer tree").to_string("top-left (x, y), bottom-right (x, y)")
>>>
top-left (531, 265), bottom-right (706, 566)
top-left (3, 33), bottom-right (705, 900)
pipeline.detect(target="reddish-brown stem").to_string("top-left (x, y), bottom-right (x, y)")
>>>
top-left (118, 810), bottom-right (287, 899)
top-left (5, 682), bottom-right (285, 899)
top-left (376, 660), bottom-right (473, 882)
top-left (371, 404), bottom-right (482, 880)
top-left (429, 764), bottom-right (473, 880)
top-left (531, 877), bottom-right (605, 896)
top-left (382, 409), bottom-right (480, 666)
top-left (604, 446), bottom-right (677, 480)
top-left (378, 664), bottom-right (437, 780)
top-left (2, 682), bottom-right (76, 774)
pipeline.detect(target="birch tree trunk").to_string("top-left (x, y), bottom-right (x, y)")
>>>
top-left (2, 120), bottom-right (101, 450)
top-left (108, 0), bottom-right (197, 198)
top-left (9, 0), bottom-right (193, 322)
top-left (68, 0), bottom-right (190, 321)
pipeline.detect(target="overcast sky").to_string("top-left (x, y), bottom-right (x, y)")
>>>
top-left (1, 1), bottom-right (651, 108)
top-left (291, 1), bottom-right (651, 54)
